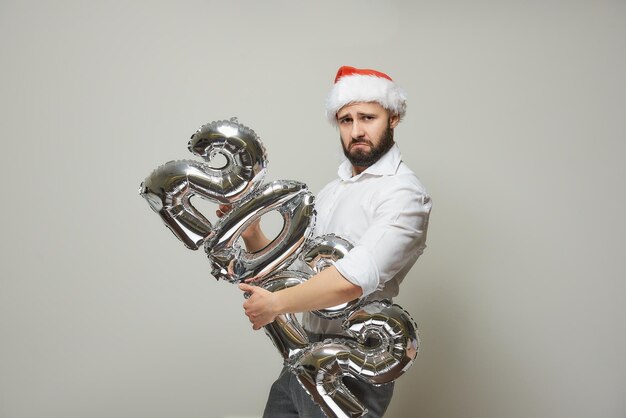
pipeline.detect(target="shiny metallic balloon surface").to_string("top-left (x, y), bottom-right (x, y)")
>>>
top-left (139, 118), bottom-right (267, 249)
top-left (301, 235), bottom-right (361, 319)
top-left (206, 180), bottom-right (315, 284)
top-left (139, 118), bottom-right (420, 418)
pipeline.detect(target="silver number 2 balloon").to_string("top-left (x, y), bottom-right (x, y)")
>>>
top-left (139, 119), bottom-right (419, 418)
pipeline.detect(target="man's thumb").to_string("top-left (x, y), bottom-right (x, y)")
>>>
top-left (239, 283), bottom-right (254, 293)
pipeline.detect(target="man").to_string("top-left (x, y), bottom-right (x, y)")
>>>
top-left (222, 66), bottom-right (431, 417)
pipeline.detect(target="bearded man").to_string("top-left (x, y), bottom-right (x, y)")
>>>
top-left (224, 66), bottom-right (432, 417)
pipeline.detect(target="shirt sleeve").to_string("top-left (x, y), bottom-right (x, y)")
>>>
top-left (333, 181), bottom-right (431, 297)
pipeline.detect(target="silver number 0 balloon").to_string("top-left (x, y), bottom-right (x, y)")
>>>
top-left (140, 119), bottom-right (419, 418)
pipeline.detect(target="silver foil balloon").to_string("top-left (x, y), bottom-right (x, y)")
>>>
top-left (291, 301), bottom-right (419, 418)
top-left (302, 234), bottom-right (360, 319)
top-left (255, 237), bottom-right (419, 418)
top-left (302, 234), bottom-right (353, 274)
top-left (139, 118), bottom-right (267, 249)
top-left (260, 270), bottom-right (310, 360)
top-left (205, 180), bottom-right (315, 283)
top-left (187, 118), bottom-right (267, 201)
top-left (140, 118), bottom-right (421, 418)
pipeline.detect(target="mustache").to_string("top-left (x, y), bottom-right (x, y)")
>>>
top-left (349, 139), bottom-right (373, 147)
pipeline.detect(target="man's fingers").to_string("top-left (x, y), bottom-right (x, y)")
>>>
top-left (216, 204), bottom-right (233, 218)
top-left (239, 283), bottom-right (255, 293)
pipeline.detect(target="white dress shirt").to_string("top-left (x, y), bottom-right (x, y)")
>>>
top-left (302, 143), bottom-right (431, 334)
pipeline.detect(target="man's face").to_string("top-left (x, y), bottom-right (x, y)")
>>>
top-left (337, 102), bottom-right (400, 170)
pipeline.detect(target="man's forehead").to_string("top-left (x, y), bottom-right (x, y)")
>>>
top-left (337, 102), bottom-right (388, 117)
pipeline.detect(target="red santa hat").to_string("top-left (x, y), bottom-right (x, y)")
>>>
top-left (325, 66), bottom-right (407, 126)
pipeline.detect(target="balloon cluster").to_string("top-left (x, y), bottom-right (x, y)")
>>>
top-left (140, 119), bottom-right (419, 418)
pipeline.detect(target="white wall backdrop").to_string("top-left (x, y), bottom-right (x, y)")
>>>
top-left (1, 1), bottom-right (624, 417)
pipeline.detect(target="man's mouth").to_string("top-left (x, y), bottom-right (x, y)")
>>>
top-left (350, 141), bottom-right (372, 149)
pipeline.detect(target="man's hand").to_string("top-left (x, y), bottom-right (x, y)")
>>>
top-left (237, 267), bottom-right (362, 330)
top-left (215, 204), bottom-right (232, 219)
top-left (239, 283), bottom-right (280, 330)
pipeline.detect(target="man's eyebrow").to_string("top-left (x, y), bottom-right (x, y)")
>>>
top-left (338, 112), bottom-right (377, 120)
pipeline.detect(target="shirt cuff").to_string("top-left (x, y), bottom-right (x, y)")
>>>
top-left (333, 246), bottom-right (380, 298)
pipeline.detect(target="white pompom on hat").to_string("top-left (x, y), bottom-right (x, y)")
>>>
top-left (325, 66), bottom-right (407, 126)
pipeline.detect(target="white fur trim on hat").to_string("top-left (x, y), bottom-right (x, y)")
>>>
top-left (325, 74), bottom-right (407, 126)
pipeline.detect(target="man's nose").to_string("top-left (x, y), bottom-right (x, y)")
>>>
top-left (351, 121), bottom-right (365, 138)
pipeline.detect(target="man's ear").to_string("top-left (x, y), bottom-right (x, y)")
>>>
top-left (389, 113), bottom-right (400, 129)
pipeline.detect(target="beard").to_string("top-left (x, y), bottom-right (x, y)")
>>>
top-left (342, 124), bottom-right (395, 168)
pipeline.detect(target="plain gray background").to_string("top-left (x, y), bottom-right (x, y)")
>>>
top-left (1, 1), bottom-right (625, 417)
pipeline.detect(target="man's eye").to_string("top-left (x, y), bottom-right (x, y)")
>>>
top-left (339, 118), bottom-right (352, 124)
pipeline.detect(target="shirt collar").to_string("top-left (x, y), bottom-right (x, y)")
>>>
top-left (337, 143), bottom-right (403, 181)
